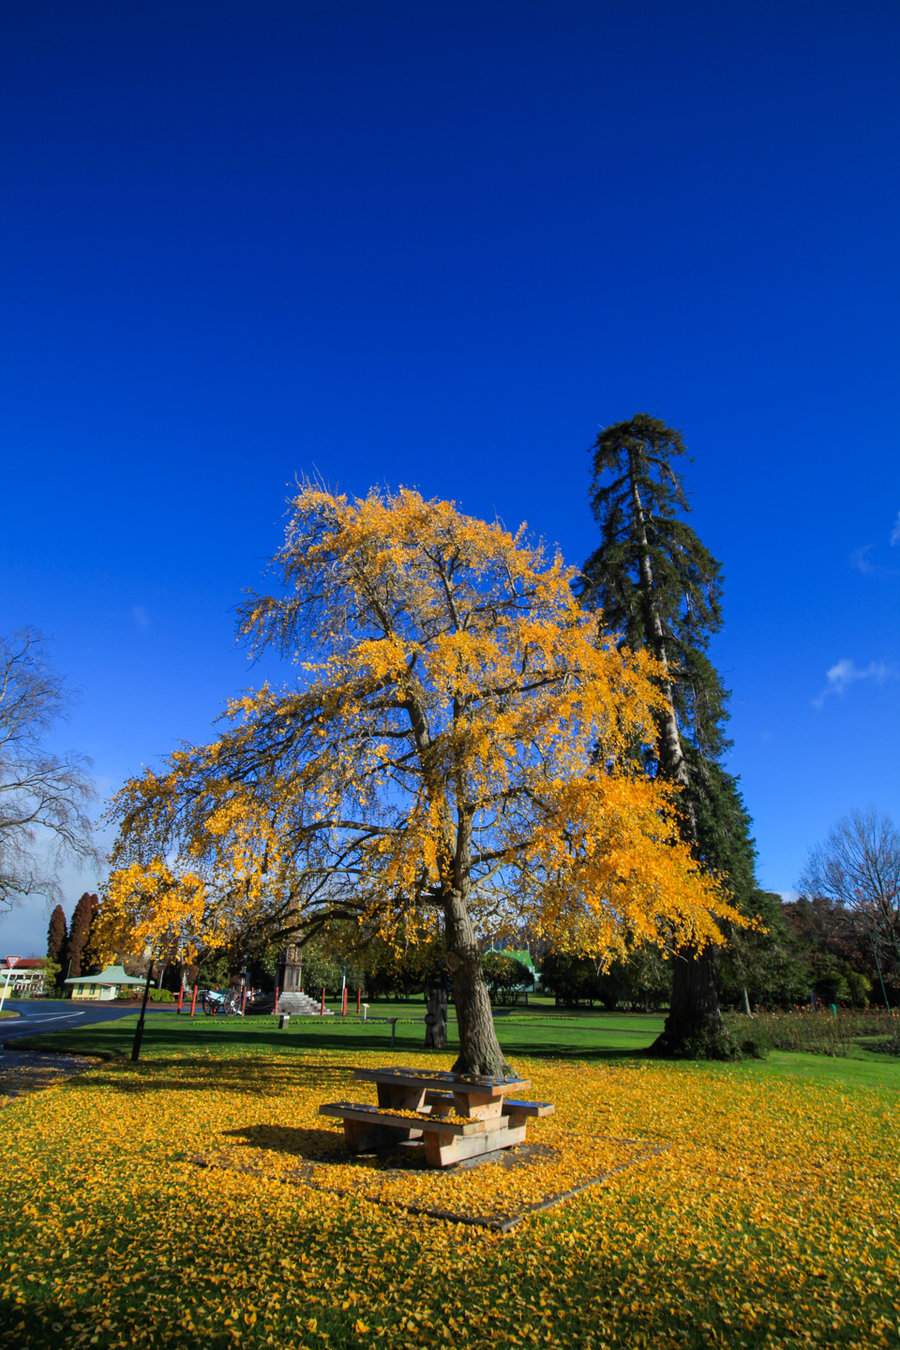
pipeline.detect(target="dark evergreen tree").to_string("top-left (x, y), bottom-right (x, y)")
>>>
top-left (579, 414), bottom-right (757, 1057)
top-left (683, 748), bottom-right (756, 911)
top-left (47, 903), bottom-right (67, 965)
top-left (66, 891), bottom-right (98, 979)
top-left (480, 952), bottom-right (533, 1006)
top-left (46, 903), bottom-right (68, 994)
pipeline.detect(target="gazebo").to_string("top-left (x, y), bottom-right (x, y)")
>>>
top-left (65, 965), bottom-right (146, 1001)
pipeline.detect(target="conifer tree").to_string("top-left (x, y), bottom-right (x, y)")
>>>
top-left (67, 891), bottom-right (98, 979)
top-left (579, 414), bottom-right (757, 1056)
top-left (47, 903), bottom-right (68, 992)
top-left (47, 903), bottom-right (67, 964)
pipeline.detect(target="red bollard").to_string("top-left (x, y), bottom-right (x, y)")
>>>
top-left (190, 985), bottom-right (198, 1018)
top-left (177, 985), bottom-right (184, 1014)
top-left (342, 987), bottom-right (348, 1016)
top-left (356, 988), bottom-right (361, 1014)
top-left (241, 986), bottom-right (247, 1015)
top-left (273, 985), bottom-right (279, 1016)
top-left (320, 985), bottom-right (326, 1016)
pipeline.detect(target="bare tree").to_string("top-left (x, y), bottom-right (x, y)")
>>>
top-left (800, 808), bottom-right (900, 993)
top-left (0, 629), bottom-right (96, 914)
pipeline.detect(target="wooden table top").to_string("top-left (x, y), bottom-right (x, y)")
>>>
top-left (353, 1066), bottom-right (531, 1098)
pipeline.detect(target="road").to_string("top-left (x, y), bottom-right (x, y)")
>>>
top-left (0, 998), bottom-right (167, 1042)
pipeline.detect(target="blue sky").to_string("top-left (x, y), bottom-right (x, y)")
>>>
top-left (3, 1), bottom-right (898, 954)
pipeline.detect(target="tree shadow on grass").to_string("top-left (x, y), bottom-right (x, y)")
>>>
top-left (497, 1041), bottom-right (654, 1062)
top-left (17, 1020), bottom-right (657, 1088)
top-left (10, 1020), bottom-right (429, 1060)
top-left (219, 1121), bottom-right (360, 1162)
top-left (53, 1055), bottom-right (359, 1097)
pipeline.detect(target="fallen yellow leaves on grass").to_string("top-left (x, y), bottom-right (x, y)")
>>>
top-left (0, 1049), bottom-right (898, 1349)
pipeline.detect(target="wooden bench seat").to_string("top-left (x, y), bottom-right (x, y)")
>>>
top-left (319, 1101), bottom-right (486, 1137)
top-left (502, 1098), bottom-right (555, 1119)
top-left (319, 1099), bottom-right (529, 1167)
top-left (422, 1090), bottom-right (553, 1120)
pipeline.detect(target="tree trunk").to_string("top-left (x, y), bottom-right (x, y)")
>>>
top-left (131, 962), bottom-right (155, 1063)
top-left (404, 661), bottom-right (513, 1076)
top-left (424, 970), bottom-right (449, 1049)
top-left (649, 945), bottom-right (730, 1057)
top-left (627, 460), bottom-right (693, 808)
top-left (443, 891), bottom-right (512, 1077)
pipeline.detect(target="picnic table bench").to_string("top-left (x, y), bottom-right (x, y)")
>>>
top-left (319, 1065), bottom-right (554, 1167)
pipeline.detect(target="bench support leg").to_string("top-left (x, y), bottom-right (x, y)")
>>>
top-left (377, 1084), bottom-right (426, 1111)
top-left (422, 1121), bottom-right (527, 1168)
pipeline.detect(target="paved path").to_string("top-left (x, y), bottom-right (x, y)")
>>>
top-left (0, 1047), bottom-right (95, 1100)
top-left (0, 1000), bottom-right (169, 1101)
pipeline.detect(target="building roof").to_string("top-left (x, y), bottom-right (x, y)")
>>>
top-left (494, 948), bottom-right (535, 969)
top-left (64, 965), bottom-right (145, 986)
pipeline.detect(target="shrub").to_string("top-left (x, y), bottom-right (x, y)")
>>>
top-left (723, 1012), bottom-right (771, 1059)
top-left (754, 1007), bottom-right (900, 1057)
top-left (481, 952), bottom-right (533, 1005)
top-left (114, 986), bottom-right (174, 1002)
top-left (676, 1027), bottom-right (741, 1061)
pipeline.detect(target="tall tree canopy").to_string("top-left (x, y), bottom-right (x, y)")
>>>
top-left (579, 415), bottom-right (757, 1055)
top-left (101, 485), bottom-right (740, 1075)
top-left (47, 903), bottom-right (67, 965)
top-left (66, 891), bottom-right (98, 979)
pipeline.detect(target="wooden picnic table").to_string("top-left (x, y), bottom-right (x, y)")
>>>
top-left (319, 1065), bottom-right (553, 1167)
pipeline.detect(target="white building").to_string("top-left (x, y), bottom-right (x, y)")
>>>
top-left (0, 958), bottom-right (47, 996)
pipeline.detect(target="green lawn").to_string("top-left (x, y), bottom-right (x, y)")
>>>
top-left (6, 1004), bottom-right (670, 1064)
top-left (13, 1004), bottom-right (900, 1086)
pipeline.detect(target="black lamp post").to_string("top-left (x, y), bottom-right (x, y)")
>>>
top-left (131, 960), bottom-right (155, 1063)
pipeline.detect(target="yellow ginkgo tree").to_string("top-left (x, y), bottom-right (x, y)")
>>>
top-left (102, 485), bottom-right (743, 1075)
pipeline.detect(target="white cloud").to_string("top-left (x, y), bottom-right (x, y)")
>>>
top-left (813, 658), bottom-right (897, 708)
top-left (850, 545), bottom-right (875, 574)
top-left (849, 513), bottom-right (900, 572)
